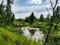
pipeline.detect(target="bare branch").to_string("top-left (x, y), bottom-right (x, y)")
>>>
top-left (46, 8), bottom-right (50, 15)
top-left (49, 0), bottom-right (53, 8)
top-left (44, 0), bottom-right (58, 45)
top-left (53, 0), bottom-right (58, 10)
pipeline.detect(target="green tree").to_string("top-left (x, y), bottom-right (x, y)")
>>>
top-left (25, 12), bottom-right (37, 24)
top-left (11, 14), bottom-right (15, 22)
top-left (45, 14), bottom-right (50, 22)
top-left (45, 14), bottom-right (50, 26)
top-left (54, 6), bottom-right (60, 23)
top-left (5, 0), bottom-right (14, 24)
top-left (25, 17), bottom-right (29, 22)
top-left (39, 14), bottom-right (44, 22)
top-left (16, 18), bottom-right (25, 22)
top-left (28, 12), bottom-right (37, 24)
top-left (0, 1), bottom-right (5, 26)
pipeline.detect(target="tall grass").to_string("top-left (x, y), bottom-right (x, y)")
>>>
top-left (0, 27), bottom-right (42, 45)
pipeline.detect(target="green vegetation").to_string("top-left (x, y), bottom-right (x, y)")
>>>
top-left (0, 27), bottom-right (42, 45)
top-left (0, 0), bottom-right (60, 45)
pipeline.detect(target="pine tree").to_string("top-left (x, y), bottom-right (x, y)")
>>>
top-left (5, 0), bottom-right (14, 24)
top-left (0, 1), bottom-right (5, 26)
top-left (39, 14), bottom-right (44, 22)
top-left (29, 12), bottom-right (36, 24)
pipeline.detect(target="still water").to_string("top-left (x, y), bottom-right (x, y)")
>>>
top-left (21, 27), bottom-right (44, 41)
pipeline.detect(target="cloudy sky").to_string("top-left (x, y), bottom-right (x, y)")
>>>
top-left (0, 0), bottom-right (60, 19)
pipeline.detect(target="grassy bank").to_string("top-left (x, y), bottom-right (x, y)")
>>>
top-left (0, 27), bottom-right (42, 45)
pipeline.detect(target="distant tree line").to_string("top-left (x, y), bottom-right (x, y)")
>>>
top-left (17, 6), bottom-right (60, 24)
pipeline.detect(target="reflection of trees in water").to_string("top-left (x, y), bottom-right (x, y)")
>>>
top-left (29, 29), bottom-right (36, 36)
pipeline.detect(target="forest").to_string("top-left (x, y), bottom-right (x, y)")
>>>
top-left (0, 0), bottom-right (60, 45)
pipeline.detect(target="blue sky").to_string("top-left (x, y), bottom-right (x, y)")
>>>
top-left (0, 0), bottom-right (60, 19)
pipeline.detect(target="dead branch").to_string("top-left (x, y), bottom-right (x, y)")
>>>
top-left (46, 8), bottom-right (50, 15)
top-left (44, 0), bottom-right (58, 45)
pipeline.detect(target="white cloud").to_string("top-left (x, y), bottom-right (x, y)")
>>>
top-left (0, 0), bottom-right (60, 19)
top-left (12, 4), bottom-right (51, 13)
top-left (35, 10), bottom-right (52, 18)
top-left (15, 10), bottom-right (52, 19)
top-left (32, 0), bottom-right (42, 4)
top-left (11, 0), bottom-right (54, 19)
top-left (15, 12), bottom-right (31, 19)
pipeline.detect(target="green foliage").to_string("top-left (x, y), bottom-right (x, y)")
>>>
top-left (0, 27), bottom-right (42, 45)
top-left (0, 0), bottom-right (60, 45)
top-left (25, 12), bottom-right (37, 24)
top-left (39, 22), bottom-right (47, 33)
top-left (45, 14), bottom-right (50, 22)
top-left (13, 21), bottom-right (30, 27)
top-left (45, 23), bottom-right (60, 45)
top-left (0, 0), bottom-right (15, 26)
top-left (39, 14), bottom-right (44, 22)
top-left (0, 1), bottom-right (5, 26)
top-left (5, 0), bottom-right (14, 24)
top-left (30, 22), bottom-right (40, 28)
top-left (52, 6), bottom-right (60, 23)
